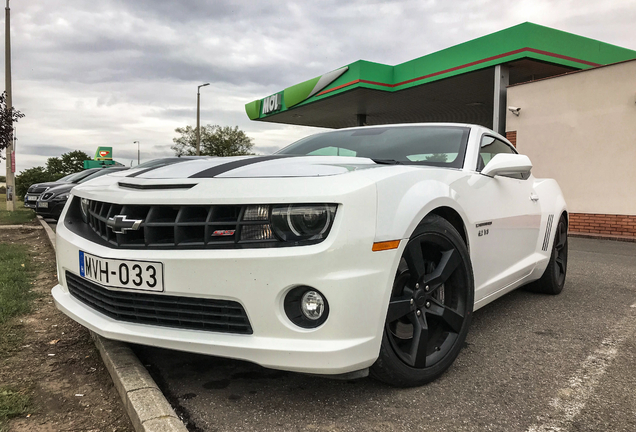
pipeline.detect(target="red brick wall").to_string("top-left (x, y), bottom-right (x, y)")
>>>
top-left (569, 213), bottom-right (636, 237)
top-left (506, 131), bottom-right (517, 148)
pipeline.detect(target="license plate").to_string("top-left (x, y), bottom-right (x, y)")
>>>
top-left (38, 201), bottom-right (48, 208)
top-left (79, 251), bottom-right (164, 292)
top-left (27, 195), bottom-right (38, 201)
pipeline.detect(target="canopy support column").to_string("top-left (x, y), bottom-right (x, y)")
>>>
top-left (492, 65), bottom-right (509, 135)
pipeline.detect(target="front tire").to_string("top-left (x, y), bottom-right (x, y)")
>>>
top-left (370, 215), bottom-right (474, 387)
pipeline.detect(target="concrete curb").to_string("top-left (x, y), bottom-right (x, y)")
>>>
top-left (36, 216), bottom-right (57, 249)
top-left (37, 216), bottom-right (188, 432)
top-left (92, 334), bottom-right (188, 432)
top-left (0, 224), bottom-right (43, 229)
top-left (569, 232), bottom-right (636, 243)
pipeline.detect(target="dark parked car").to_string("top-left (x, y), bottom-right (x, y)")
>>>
top-left (36, 167), bottom-right (129, 220)
top-left (24, 168), bottom-right (110, 209)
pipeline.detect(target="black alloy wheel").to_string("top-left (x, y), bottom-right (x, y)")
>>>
top-left (370, 215), bottom-right (474, 387)
top-left (526, 214), bottom-right (568, 295)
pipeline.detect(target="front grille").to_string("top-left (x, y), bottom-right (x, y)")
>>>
top-left (41, 192), bottom-right (54, 200)
top-left (66, 271), bottom-right (252, 334)
top-left (85, 200), bottom-right (273, 249)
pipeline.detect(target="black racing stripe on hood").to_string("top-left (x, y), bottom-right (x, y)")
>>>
top-left (126, 158), bottom-right (195, 178)
top-left (189, 155), bottom-right (297, 178)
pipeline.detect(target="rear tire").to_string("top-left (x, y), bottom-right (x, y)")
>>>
top-left (370, 215), bottom-right (474, 387)
top-left (525, 214), bottom-right (568, 295)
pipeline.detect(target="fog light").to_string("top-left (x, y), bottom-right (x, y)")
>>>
top-left (284, 286), bottom-right (329, 328)
top-left (301, 291), bottom-right (324, 320)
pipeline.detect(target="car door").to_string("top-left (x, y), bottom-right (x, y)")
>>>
top-left (459, 135), bottom-right (542, 301)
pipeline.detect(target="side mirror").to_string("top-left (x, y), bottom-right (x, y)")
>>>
top-left (481, 153), bottom-right (532, 179)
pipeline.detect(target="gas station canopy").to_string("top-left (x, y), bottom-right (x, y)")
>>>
top-left (245, 23), bottom-right (636, 133)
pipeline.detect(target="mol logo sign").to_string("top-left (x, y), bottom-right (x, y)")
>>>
top-left (262, 93), bottom-right (282, 115)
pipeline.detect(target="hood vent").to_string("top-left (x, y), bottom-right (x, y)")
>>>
top-left (118, 182), bottom-right (196, 190)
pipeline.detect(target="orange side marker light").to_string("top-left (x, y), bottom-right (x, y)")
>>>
top-left (372, 240), bottom-right (401, 252)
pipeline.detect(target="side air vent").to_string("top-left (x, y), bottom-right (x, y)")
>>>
top-left (542, 214), bottom-right (554, 251)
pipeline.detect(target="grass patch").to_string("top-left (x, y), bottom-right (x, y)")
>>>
top-left (0, 244), bottom-right (36, 430)
top-left (0, 387), bottom-right (30, 428)
top-left (0, 243), bottom-right (36, 326)
top-left (0, 194), bottom-right (35, 225)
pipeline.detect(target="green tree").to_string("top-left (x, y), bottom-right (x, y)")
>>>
top-left (45, 150), bottom-right (91, 176)
top-left (171, 125), bottom-right (255, 157)
top-left (0, 91), bottom-right (25, 160)
top-left (15, 167), bottom-right (61, 198)
top-left (45, 157), bottom-right (65, 176)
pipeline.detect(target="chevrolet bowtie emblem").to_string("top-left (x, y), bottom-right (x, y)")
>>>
top-left (106, 215), bottom-right (143, 234)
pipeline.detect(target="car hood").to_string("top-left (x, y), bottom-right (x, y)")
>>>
top-left (43, 183), bottom-right (75, 196)
top-left (121, 155), bottom-right (381, 179)
top-left (29, 180), bottom-right (70, 190)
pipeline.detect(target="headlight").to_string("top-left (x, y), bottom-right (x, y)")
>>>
top-left (80, 198), bottom-right (90, 223)
top-left (271, 204), bottom-right (337, 242)
top-left (56, 193), bottom-right (70, 200)
top-left (237, 203), bottom-right (337, 243)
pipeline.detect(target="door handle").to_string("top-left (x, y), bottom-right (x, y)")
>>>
top-left (530, 193), bottom-right (539, 202)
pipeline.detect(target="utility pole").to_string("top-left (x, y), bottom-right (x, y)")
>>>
top-left (134, 141), bottom-right (139, 165)
top-left (196, 83), bottom-right (209, 156)
top-left (4, 0), bottom-right (14, 211)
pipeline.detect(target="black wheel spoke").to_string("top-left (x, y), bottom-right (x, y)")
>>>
top-left (555, 256), bottom-right (565, 275)
top-left (555, 222), bottom-right (567, 250)
top-left (386, 297), bottom-right (413, 322)
top-left (421, 248), bottom-right (460, 289)
top-left (428, 302), bottom-right (464, 333)
top-left (404, 241), bottom-right (426, 281)
top-left (409, 314), bottom-right (429, 368)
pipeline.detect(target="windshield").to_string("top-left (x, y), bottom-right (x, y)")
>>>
top-left (58, 172), bottom-right (79, 182)
top-left (67, 169), bottom-right (101, 183)
top-left (277, 125), bottom-right (470, 168)
top-left (78, 168), bottom-right (127, 184)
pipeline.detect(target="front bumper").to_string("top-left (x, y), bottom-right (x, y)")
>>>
top-left (52, 188), bottom-right (404, 374)
top-left (24, 194), bottom-right (39, 208)
top-left (36, 200), bottom-right (66, 218)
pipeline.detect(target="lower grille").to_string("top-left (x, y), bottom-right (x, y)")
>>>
top-left (66, 271), bottom-right (252, 334)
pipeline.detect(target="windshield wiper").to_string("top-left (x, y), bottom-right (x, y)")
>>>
top-left (371, 158), bottom-right (402, 165)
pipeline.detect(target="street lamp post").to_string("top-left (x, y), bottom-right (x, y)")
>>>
top-left (196, 83), bottom-right (210, 156)
top-left (133, 141), bottom-right (139, 165)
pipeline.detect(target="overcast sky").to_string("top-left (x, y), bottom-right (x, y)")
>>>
top-left (1, 0), bottom-right (635, 174)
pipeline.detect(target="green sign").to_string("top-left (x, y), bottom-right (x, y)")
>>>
top-left (94, 146), bottom-right (113, 161)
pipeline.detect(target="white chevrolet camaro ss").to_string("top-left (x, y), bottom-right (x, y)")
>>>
top-left (52, 123), bottom-right (568, 387)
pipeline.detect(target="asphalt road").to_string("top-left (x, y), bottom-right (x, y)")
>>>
top-left (129, 237), bottom-right (636, 431)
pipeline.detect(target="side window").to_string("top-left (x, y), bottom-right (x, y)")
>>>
top-left (477, 136), bottom-right (516, 172)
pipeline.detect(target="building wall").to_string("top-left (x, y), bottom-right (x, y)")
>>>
top-left (506, 60), bottom-right (636, 236)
